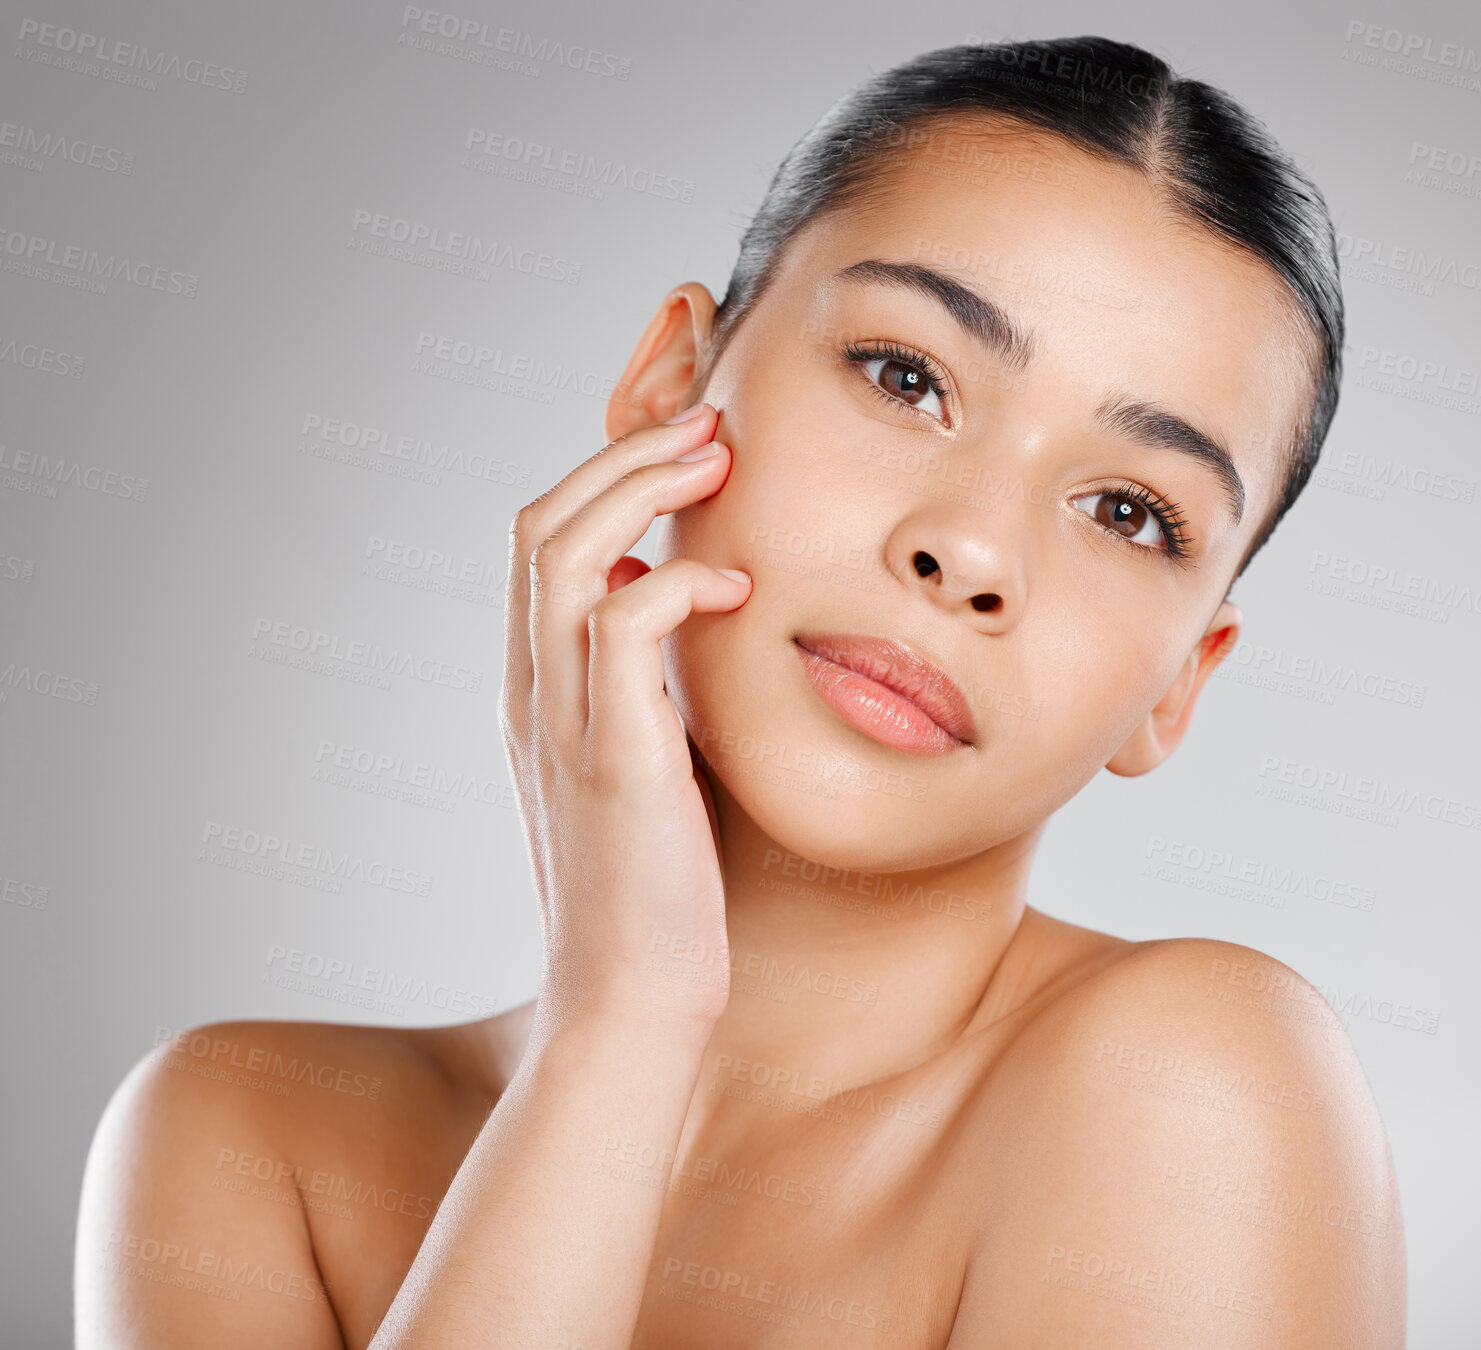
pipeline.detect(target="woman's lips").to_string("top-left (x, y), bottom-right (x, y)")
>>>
top-left (792, 633), bottom-right (976, 756)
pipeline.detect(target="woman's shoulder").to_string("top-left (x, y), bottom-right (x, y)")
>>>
top-left (90, 1000), bottom-right (542, 1170)
top-left (75, 1005), bottom-right (538, 1346)
top-left (1003, 926), bottom-right (1394, 1153)
top-left (945, 931), bottom-right (1406, 1345)
top-left (126, 1003), bottom-right (530, 1116)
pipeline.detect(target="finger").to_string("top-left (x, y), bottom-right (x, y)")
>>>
top-left (584, 558), bottom-right (751, 771)
top-left (606, 556), bottom-right (651, 593)
top-left (529, 446), bottom-right (733, 726)
top-left (502, 407), bottom-right (718, 712)
top-left (690, 737), bottom-right (722, 865)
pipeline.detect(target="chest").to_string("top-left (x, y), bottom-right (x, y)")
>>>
top-left (626, 1106), bottom-right (973, 1349)
top-left (311, 1072), bottom-right (984, 1349)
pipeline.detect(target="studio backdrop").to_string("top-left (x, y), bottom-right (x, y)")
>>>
top-left (2, 1), bottom-right (1477, 1345)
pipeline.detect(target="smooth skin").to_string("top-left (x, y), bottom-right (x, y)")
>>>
top-left (75, 118), bottom-right (1405, 1348)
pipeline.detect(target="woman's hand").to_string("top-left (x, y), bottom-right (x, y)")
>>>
top-left (500, 402), bottom-right (749, 1035)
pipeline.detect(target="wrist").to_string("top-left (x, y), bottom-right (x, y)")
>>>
top-left (528, 991), bottom-right (719, 1062)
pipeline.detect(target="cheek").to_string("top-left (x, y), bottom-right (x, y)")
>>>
top-left (661, 428), bottom-right (842, 575)
top-left (1023, 604), bottom-right (1183, 754)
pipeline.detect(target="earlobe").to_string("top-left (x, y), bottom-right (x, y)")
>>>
top-left (605, 282), bottom-right (720, 443)
top-left (1104, 601), bottom-right (1243, 778)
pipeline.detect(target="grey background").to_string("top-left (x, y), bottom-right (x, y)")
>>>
top-left (3, 0), bottom-right (1477, 1344)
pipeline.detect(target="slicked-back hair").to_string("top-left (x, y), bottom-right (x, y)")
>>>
top-left (696, 37), bottom-right (1343, 587)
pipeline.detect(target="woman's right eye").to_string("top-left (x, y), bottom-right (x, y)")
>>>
top-left (861, 357), bottom-right (946, 420)
top-left (843, 340), bottom-right (950, 425)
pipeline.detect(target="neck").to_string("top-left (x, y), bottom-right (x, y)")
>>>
top-left (699, 769), bottom-right (1049, 1095)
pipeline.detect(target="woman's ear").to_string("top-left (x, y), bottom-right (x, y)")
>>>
top-left (1105, 600), bottom-right (1243, 778)
top-left (604, 282), bottom-right (720, 443)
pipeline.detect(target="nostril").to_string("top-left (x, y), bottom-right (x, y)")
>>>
top-left (913, 551), bottom-right (939, 578)
top-left (971, 593), bottom-right (1002, 613)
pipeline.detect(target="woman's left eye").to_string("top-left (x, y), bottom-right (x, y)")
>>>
top-left (1070, 489), bottom-right (1172, 553)
top-left (851, 348), bottom-right (947, 422)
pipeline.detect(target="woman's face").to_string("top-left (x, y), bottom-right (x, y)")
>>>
top-left (650, 121), bottom-right (1314, 871)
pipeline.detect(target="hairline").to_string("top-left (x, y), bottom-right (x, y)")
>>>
top-left (695, 109), bottom-right (1328, 593)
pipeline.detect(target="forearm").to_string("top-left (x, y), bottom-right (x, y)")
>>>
top-left (369, 1012), bottom-right (712, 1350)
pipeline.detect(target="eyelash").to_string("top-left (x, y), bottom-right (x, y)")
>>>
top-left (842, 339), bottom-right (951, 420)
top-left (1086, 480), bottom-right (1193, 563)
top-left (842, 338), bottom-right (1193, 565)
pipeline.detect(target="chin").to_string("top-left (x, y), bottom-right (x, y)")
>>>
top-left (667, 632), bottom-right (948, 872)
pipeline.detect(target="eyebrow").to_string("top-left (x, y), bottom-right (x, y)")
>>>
top-left (832, 259), bottom-right (1035, 372)
top-left (829, 258), bottom-right (1247, 526)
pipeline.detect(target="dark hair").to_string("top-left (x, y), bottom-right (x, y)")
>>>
top-left (697, 37), bottom-right (1343, 587)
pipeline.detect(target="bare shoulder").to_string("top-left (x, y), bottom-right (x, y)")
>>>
top-left (948, 936), bottom-right (1406, 1349)
top-left (75, 1005), bottom-right (536, 1349)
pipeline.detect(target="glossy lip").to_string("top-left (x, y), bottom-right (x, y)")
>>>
top-left (792, 632), bottom-right (976, 748)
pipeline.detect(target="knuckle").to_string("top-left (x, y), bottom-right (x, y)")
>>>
top-left (588, 592), bottom-right (643, 637)
top-left (527, 533), bottom-right (568, 573)
top-left (509, 505), bottom-right (543, 555)
top-left (659, 556), bottom-right (706, 584)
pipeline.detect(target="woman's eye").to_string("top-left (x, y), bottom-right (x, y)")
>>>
top-left (1071, 490), bottom-right (1168, 553)
top-left (861, 356), bottom-right (945, 421)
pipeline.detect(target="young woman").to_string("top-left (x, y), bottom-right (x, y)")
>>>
top-left (75, 36), bottom-right (1405, 1349)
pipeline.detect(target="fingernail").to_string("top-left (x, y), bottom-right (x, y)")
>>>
top-left (664, 400), bottom-right (710, 425)
top-left (676, 441), bottom-right (722, 462)
top-left (717, 568), bottom-right (750, 584)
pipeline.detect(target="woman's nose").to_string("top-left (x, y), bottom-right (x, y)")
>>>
top-left (913, 550), bottom-right (1004, 613)
top-left (896, 537), bottom-right (1023, 633)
